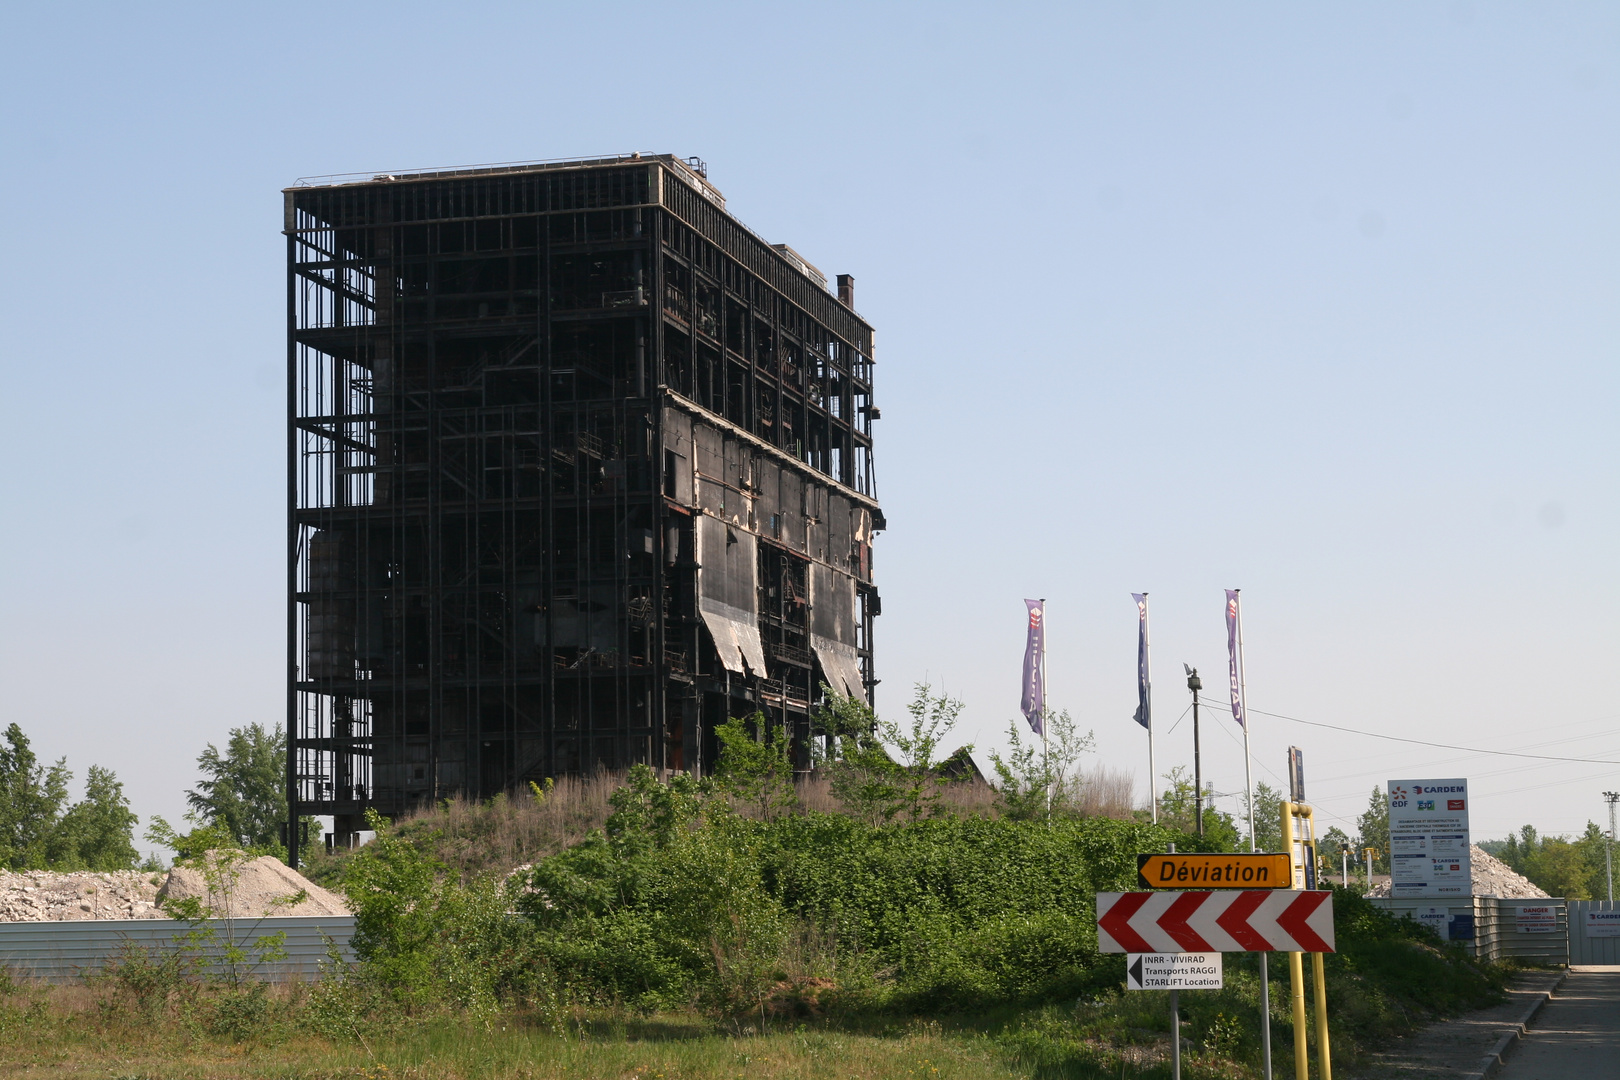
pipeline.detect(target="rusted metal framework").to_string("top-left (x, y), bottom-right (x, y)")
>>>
top-left (285, 155), bottom-right (881, 859)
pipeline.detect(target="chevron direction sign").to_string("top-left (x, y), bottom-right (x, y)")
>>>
top-left (1097, 890), bottom-right (1335, 953)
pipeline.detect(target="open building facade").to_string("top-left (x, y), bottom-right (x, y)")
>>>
top-left (285, 155), bottom-right (881, 854)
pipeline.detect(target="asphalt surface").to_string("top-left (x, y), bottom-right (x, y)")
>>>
top-left (1495, 967), bottom-right (1620, 1080)
top-left (1345, 969), bottom-right (1563, 1079)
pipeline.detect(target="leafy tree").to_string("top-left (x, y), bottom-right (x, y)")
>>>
top-left (1494, 822), bottom-right (1611, 900)
top-left (48, 766), bottom-right (138, 870)
top-left (1356, 785), bottom-right (1390, 873)
top-left (1246, 781), bottom-right (1284, 853)
top-left (988, 707), bottom-right (1096, 822)
top-left (0, 723), bottom-right (136, 871)
top-left (186, 723), bottom-right (287, 850)
top-left (0, 723), bottom-right (71, 869)
top-left (815, 683), bottom-right (971, 824)
top-left (1156, 766), bottom-right (1241, 850)
top-left (812, 688), bottom-right (899, 825)
top-left (713, 713), bottom-right (798, 821)
top-left (1319, 826), bottom-right (1353, 881)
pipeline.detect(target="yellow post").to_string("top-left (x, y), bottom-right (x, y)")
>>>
top-left (1283, 801), bottom-right (1307, 1079)
top-left (1283, 799), bottom-right (1334, 1079)
top-left (1289, 949), bottom-right (1308, 1079)
top-left (1312, 952), bottom-right (1332, 1080)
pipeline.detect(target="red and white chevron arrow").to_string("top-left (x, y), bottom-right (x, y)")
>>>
top-left (1096, 891), bottom-right (1335, 953)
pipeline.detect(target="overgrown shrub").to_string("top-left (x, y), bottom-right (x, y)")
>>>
top-left (511, 766), bottom-right (1178, 1014)
top-left (343, 808), bottom-right (553, 1015)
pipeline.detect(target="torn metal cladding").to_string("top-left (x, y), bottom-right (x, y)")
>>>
top-left (284, 154), bottom-right (881, 856)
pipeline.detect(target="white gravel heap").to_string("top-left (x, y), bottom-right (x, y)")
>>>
top-left (0, 855), bottom-right (349, 922)
top-left (1366, 844), bottom-right (1551, 899)
top-left (157, 854), bottom-right (349, 918)
top-left (0, 869), bottom-right (164, 921)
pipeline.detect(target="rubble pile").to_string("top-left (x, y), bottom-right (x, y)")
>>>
top-left (0, 870), bottom-right (164, 921)
top-left (0, 855), bottom-right (349, 922)
top-left (1366, 845), bottom-right (1551, 899)
top-left (157, 854), bottom-right (349, 918)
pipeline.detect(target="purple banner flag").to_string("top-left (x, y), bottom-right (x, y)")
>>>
top-left (1131, 593), bottom-right (1150, 730)
top-left (1225, 589), bottom-right (1245, 728)
top-left (1021, 599), bottom-right (1045, 735)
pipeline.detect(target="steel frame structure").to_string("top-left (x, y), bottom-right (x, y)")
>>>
top-left (285, 155), bottom-right (880, 860)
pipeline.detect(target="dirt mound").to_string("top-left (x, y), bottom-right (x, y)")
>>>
top-left (1366, 845), bottom-right (1551, 899)
top-left (0, 869), bottom-right (164, 922)
top-left (157, 854), bottom-right (350, 918)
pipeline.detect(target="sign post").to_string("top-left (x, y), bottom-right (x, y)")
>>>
top-left (1113, 838), bottom-right (1324, 1080)
top-left (1282, 799), bottom-right (1331, 1080)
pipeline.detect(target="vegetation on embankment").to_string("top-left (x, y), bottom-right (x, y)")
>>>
top-left (0, 695), bottom-right (1511, 1079)
top-left (0, 765), bottom-right (1507, 1080)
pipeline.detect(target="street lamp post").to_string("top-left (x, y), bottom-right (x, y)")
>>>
top-left (1186, 665), bottom-right (1204, 838)
top-left (1604, 792), bottom-right (1619, 904)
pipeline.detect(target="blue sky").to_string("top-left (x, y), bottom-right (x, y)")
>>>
top-left (1, 2), bottom-right (1614, 850)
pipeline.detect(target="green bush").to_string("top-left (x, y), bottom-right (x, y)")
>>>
top-left (510, 768), bottom-right (1179, 1013)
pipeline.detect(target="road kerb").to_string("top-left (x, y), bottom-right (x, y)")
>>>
top-left (1465, 969), bottom-right (1569, 1080)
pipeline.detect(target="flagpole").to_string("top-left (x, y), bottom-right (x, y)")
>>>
top-left (1235, 589), bottom-right (1272, 1080)
top-left (1238, 590), bottom-right (1254, 848)
top-left (1041, 597), bottom-right (1050, 823)
top-left (1145, 593), bottom-right (1156, 825)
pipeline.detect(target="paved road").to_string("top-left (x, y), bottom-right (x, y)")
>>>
top-left (1496, 968), bottom-right (1620, 1080)
top-left (1345, 970), bottom-right (1562, 1079)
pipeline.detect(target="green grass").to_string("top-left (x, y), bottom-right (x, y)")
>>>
top-left (0, 937), bottom-right (1508, 1080)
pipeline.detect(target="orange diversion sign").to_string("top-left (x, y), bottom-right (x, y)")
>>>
top-left (1136, 853), bottom-right (1292, 890)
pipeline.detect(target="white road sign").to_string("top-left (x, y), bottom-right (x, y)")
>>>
top-left (1516, 906), bottom-right (1558, 933)
top-left (1387, 778), bottom-right (1471, 898)
top-left (1414, 906), bottom-right (1450, 940)
top-left (1125, 952), bottom-right (1223, 991)
top-left (1585, 910), bottom-right (1620, 938)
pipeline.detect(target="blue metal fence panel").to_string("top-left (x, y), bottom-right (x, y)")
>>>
top-left (0, 916), bottom-right (356, 983)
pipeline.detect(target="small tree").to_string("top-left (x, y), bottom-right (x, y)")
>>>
top-left (814, 683), bottom-right (971, 824)
top-left (186, 723), bottom-right (287, 851)
top-left (814, 689), bottom-right (903, 825)
top-left (1356, 785), bottom-right (1390, 873)
top-left (988, 707), bottom-right (1095, 821)
top-left (0, 723), bottom-right (71, 869)
top-left (1246, 781), bottom-right (1284, 853)
top-left (1319, 826), bottom-right (1352, 879)
top-left (1156, 766), bottom-right (1241, 850)
top-left (714, 714), bottom-right (798, 822)
top-left (49, 765), bottom-right (139, 870)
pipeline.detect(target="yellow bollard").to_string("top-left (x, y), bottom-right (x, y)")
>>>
top-left (1290, 950), bottom-right (1308, 1079)
top-left (1312, 952), bottom-right (1332, 1080)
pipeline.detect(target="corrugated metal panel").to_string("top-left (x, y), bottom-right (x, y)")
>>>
top-left (1569, 900), bottom-right (1620, 965)
top-left (0, 916), bottom-right (355, 983)
top-left (1368, 897), bottom-right (1569, 965)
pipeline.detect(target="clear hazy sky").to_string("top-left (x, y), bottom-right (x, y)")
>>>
top-left (1, 2), bottom-right (1614, 852)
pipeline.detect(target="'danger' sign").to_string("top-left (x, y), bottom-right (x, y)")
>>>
top-left (1387, 778), bottom-right (1471, 898)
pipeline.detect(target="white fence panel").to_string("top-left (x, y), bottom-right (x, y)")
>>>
top-left (1367, 896), bottom-right (1569, 965)
top-left (1568, 900), bottom-right (1620, 965)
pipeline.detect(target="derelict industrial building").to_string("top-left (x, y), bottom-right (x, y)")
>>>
top-left (285, 154), bottom-right (881, 850)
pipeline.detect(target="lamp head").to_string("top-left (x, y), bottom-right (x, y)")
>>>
top-left (1185, 665), bottom-right (1202, 692)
